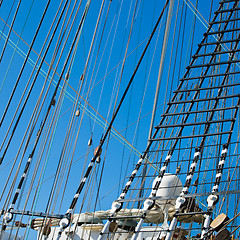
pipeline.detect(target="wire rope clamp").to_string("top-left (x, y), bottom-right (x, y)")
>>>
top-left (110, 201), bottom-right (122, 214)
top-left (207, 194), bottom-right (219, 208)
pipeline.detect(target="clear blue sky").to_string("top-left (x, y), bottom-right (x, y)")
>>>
top-left (0, 0), bottom-right (230, 238)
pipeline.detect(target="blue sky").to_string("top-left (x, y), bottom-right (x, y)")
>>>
top-left (0, 0), bottom-right (235, 238)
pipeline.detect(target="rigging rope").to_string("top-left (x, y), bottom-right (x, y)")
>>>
top-left (86, 0), bottom-right (111, 130)
top-left (0, 0), bottom-right (21, 63)
top-left (51, 1), bottom-right (173, 239)
top-left (0, 0), bottom-right (73, 216)
top-left (0, 0), bottom-right (65, 157)
top-left (1, 0), bottom-right (92, 231)
top-left (48, 0), bottom-right (106, 231)
top-left (96, 1), bottom-right (171, 239)
top-left (0, 0), bottom-right (51, 130)
top-left (0, 0), bottom-right (61, 215)
top-left (0, 5), bottom-right (190, 166)
top-left (124, 1), bottom-right (240, 238)
top-left (31, 0), bottom-right (85, 225)
top-left (0, 0), bottom-right (35, 94)
top-left (0, 0), bottom-right (70, 165)
top-left (19, 2), bottom-right (89, 238)
top-left (93, 0), bottom-right (125, 132)
top-left (184, 0), bottom-right (240, 69)
top-left (0, 17), bottom-right (145, 161)
top-left (0, 0), bottom-right (15, 44)
top-left (148, 0), bottom-right (174, 141)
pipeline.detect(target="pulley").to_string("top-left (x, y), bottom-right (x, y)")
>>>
top-left (109, 221), bottom-right (118, 232)
top-left (96, 156), bottom-right (101, 163)
top-left (176, 166), bottom-right (181, 174)
top-left (65, 72), bottom-right (69, 80)
top-left (210, 213), bottom-right (229, 232)
top-left (51, 98), bottom-right (56, 106)
top-left (75, 109), bottom-right (80, 116)
top-left (110, 201), bottom-right (123, 214)
top-left (207, 194), bottom-right (219, 208)
top-left (193, 178), bottom-right (199, 187)
top-left (215, 228), bottom-right (230, 240)
top-left (94, 146), bottom-right (102, 157)
top-left (88, 137), bottom-right (92, 146)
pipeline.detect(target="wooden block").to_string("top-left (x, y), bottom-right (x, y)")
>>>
top-left (215, 228), bottom-right (230, 240)
top-left (210, 213), bottom-right (229, 232)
